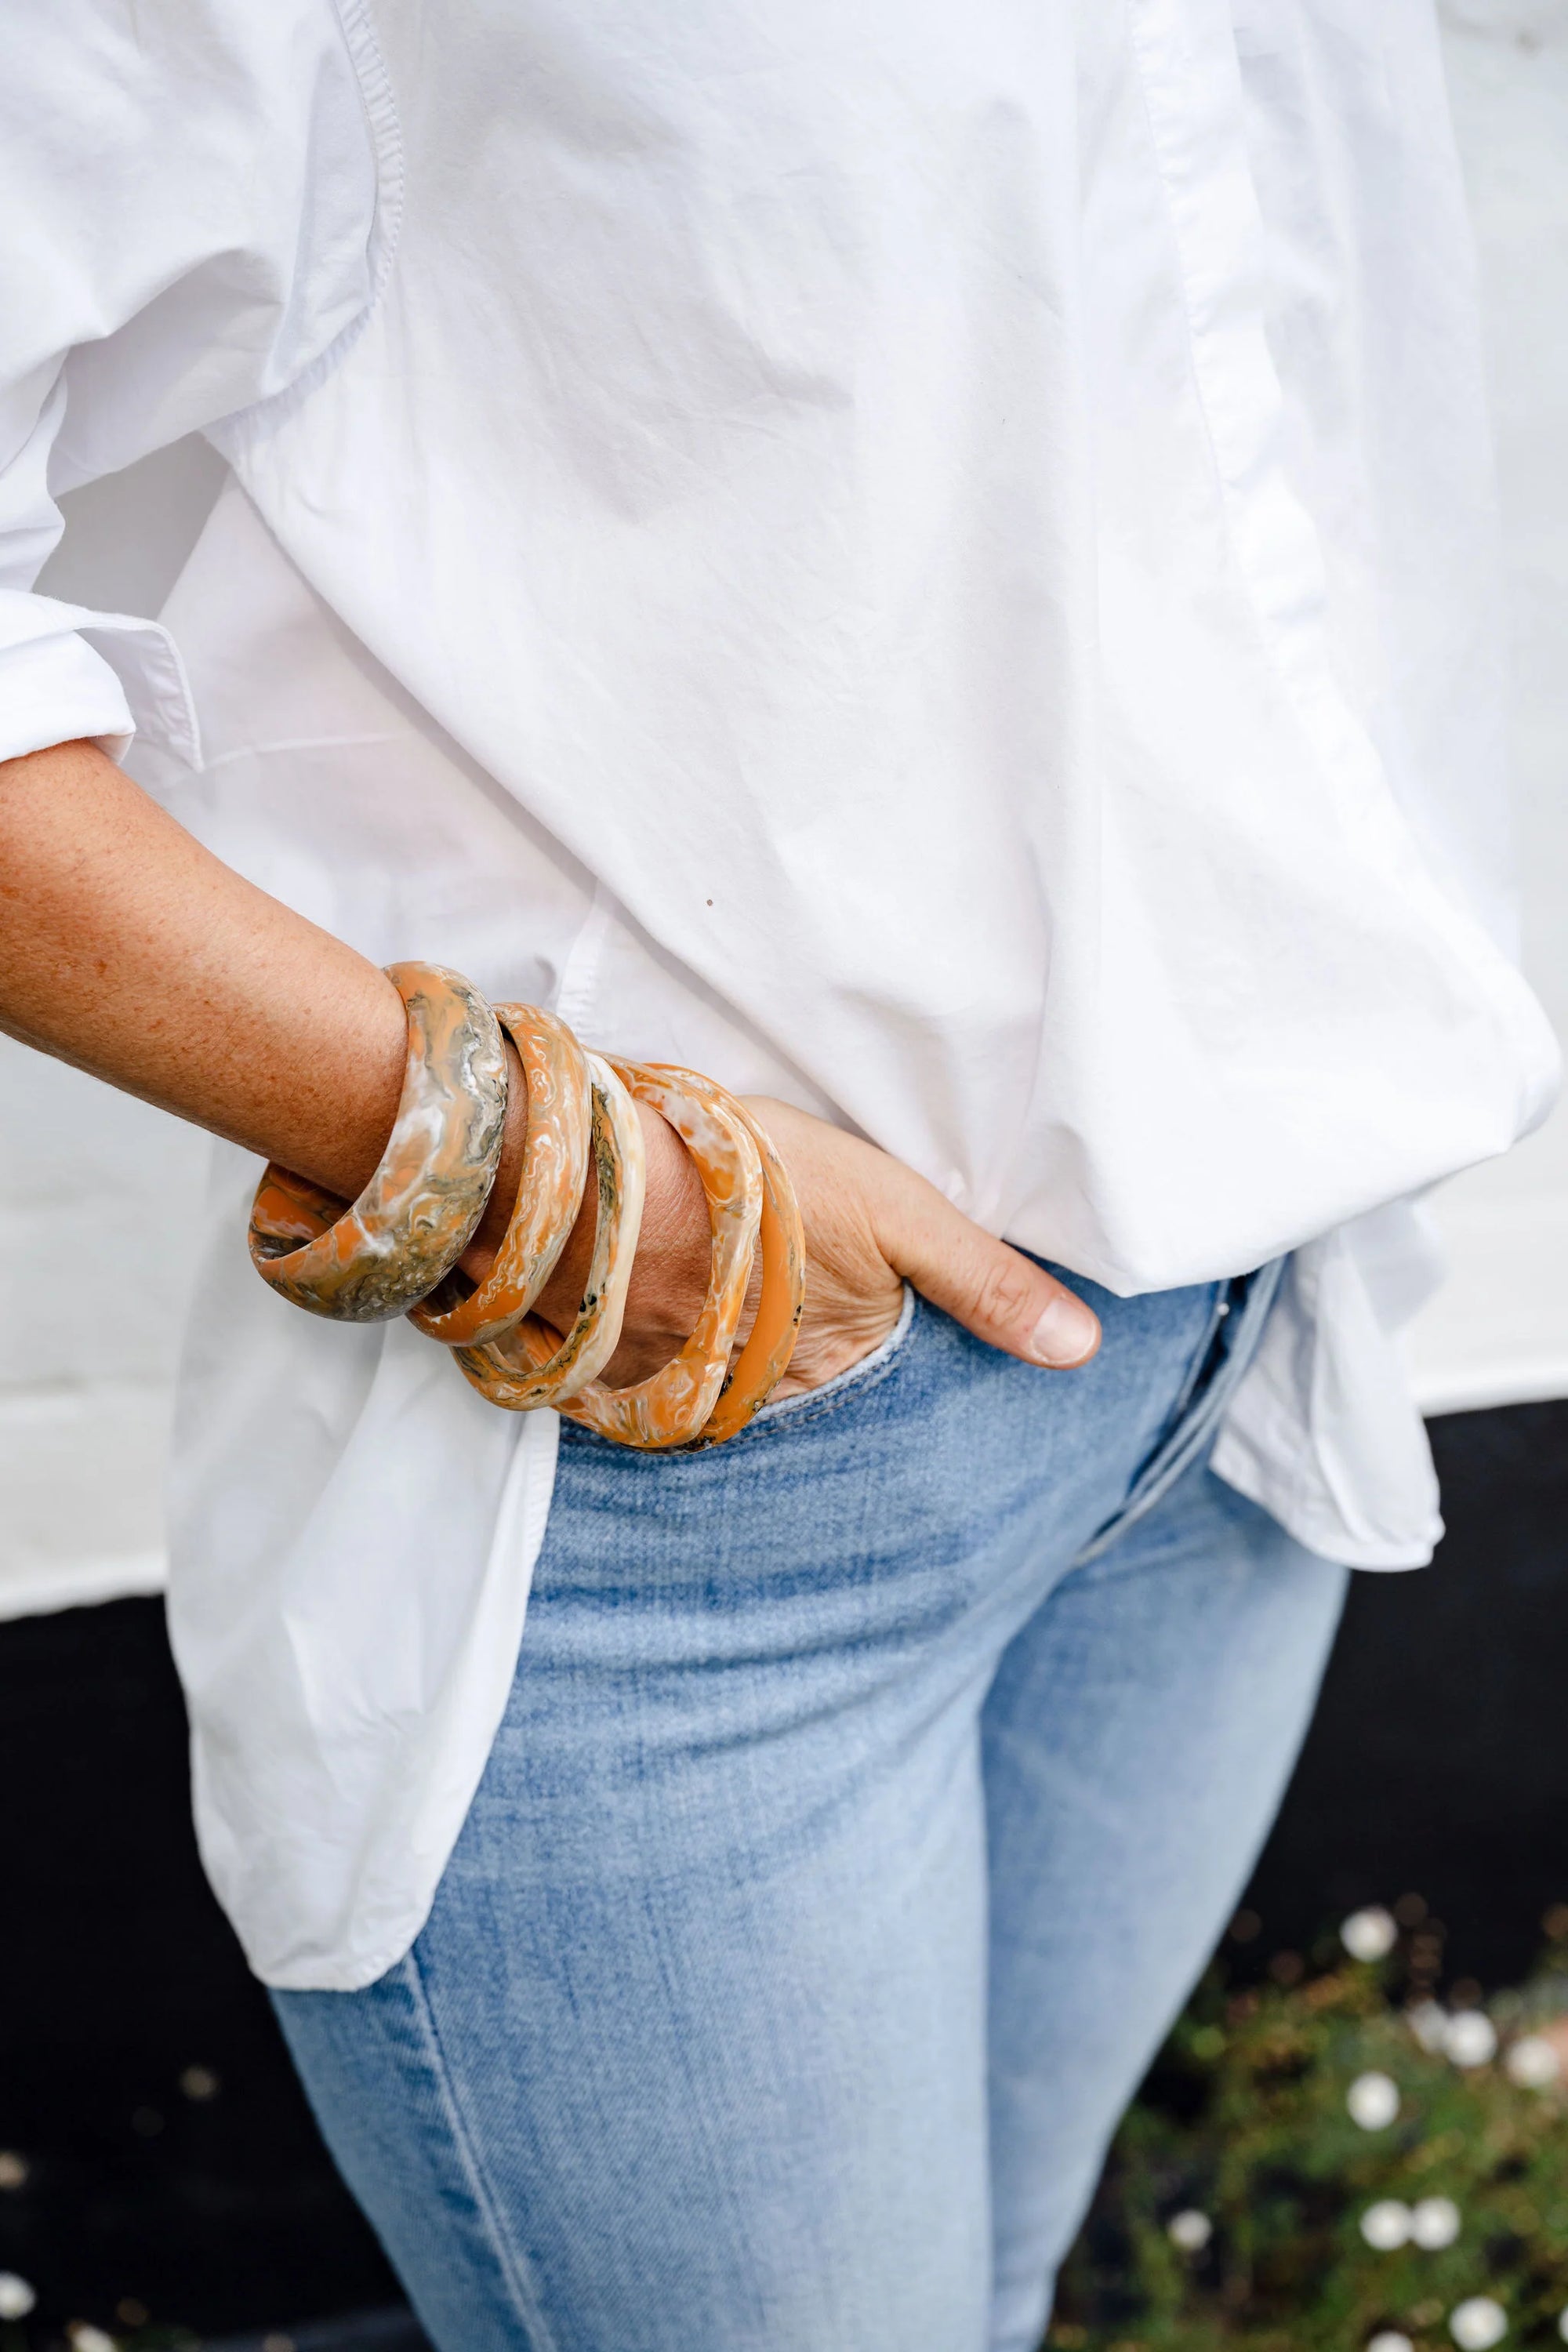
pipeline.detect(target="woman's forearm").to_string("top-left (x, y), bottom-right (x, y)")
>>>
top-left (0, 738), bottom-right (554, 1292)
top-left (0, 737), bottom-right (412, 1196)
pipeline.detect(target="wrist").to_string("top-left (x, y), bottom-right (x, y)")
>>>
top-left (623, 1093), bottom-right (712, 1331)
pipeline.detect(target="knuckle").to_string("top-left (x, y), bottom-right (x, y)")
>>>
top-left (971, 1257), bottom-right (1036, 1333)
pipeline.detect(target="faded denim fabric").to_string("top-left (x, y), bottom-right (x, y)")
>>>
top-left (275, 1263), bottom-right (1345, 2352)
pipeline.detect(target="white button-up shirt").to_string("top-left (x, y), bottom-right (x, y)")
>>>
top-left (2, 0), bottom-right (1557, 1988)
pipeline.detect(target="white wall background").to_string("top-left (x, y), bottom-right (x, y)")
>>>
top-left (2, 5), bottom-right (1566, 1615)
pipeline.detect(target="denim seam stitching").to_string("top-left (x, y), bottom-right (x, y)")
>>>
top-left (398, 1949), bottom-right (566, 2350)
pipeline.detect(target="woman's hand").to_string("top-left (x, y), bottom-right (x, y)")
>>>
top-left (750, 1099), bottom-right (1101, 1393)
top-left (522, 1091), bottom-right (1101, 1399)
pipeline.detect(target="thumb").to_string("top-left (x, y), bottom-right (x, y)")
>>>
top-left (874, 1169), bottom-right (1101, 1369)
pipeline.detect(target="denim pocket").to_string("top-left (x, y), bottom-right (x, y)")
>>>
top-left (735, 1283), bottom-right (920, 1442)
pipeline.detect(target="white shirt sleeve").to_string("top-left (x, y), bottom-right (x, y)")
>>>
top-left (0, 0), bottom-right (385, 766)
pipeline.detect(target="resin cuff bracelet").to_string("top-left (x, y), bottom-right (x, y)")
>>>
top-left (641, 1065), bottom-right (805, 1446)
top-left (452, 1054), bottom-right (648, 1412)
top-left (247, 967), bottom-right (804, 1443)
top-left (551, 1062), bottom-right (764, 1447)
top-left (452, 1059), bottom-right (804, 1446)
top-left (410, 1004), bottom-right (592, 1348)
top-left (249, 962), bottom-right (508, 1322)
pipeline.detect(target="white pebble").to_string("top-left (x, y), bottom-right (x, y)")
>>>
top-left (1167, 2208), bottom-right (1213, 2251)
top-left (1348, 2071), bottom-right (1401, 2129)
top-left (1413, 2196), bottom-right (1462, 2249)
top-left (1450, 2298), bottom-right (1508, 2350)
top-left (1368, 2336), bottom-right (1414, 2352)
top-left (1342, 1907), bottom-right (1399, 1962)
top-left (1505, 2034), bottom-right (1560, 2089)
top-left (1443, 2013), bottom-right (1499, 2068)
top-left (0, 2275), bottom-right (36, 2321)
top-left (1360, 2199), bottom-right (1414, 2250)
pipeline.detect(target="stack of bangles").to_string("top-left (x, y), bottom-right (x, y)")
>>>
top-left (246, 962), bottom-right (806, 1449)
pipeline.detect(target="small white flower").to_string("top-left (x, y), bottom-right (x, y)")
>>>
top-left (1555, 2308), bottom-right (1568, 2343)
top-left (1167, 2208), bottom-right (1213, 2252)
top-left (1450, 2297), bottom-right (1508, 2350)
top-left (68, 2328), bottom-right (118, 2352)
top-left (1443, 2013), bottom-right (1499, 2068)
top-left (1361, 2199), bottom-right (1414, 2250)
top-left (1348, 2071), bottom-right (1401, 2129)
top-left (1505, 2034), bottom-right (1560, 2089)
top-left (1410, 2001), bottom-right (1450, 2053)
top-left (1412, 2196), bottom-right (1462, 2249)
top-left (1368, 2335), bottom-right (1414, 2352)
top-left (1342, 1907), bottom-right (1399, 1963)
top-left (0, 2274), bottom-right (36, 2321)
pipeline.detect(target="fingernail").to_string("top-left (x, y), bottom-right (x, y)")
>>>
top-left (1029, 1292), bottom-right (1099, 1367)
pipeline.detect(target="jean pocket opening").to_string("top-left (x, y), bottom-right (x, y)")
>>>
top-left (740, 1281), bottom-right (920, 1437)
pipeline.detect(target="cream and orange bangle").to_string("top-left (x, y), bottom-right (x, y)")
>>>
top-left (249, 962), bottom-right (508, 1323)
top-left (246, 971), bottom-right (804, 1448)
top-left (409, 1004), bottom-right (591, 1348)
top-left (452, 1053), bottom-right (648, 1414)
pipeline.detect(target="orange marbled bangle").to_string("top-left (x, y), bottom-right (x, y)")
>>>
top-left (642, 1069), bottom-right (805, 1445)
top-left (553, 1063), bottom-right (765, 1450)
top-left (249, 961), bottom-right (507, 1323)
top-left (451, 1053), bottom-right (646, 1410)
top-left (410, 1003), bottom-right (592, 1348)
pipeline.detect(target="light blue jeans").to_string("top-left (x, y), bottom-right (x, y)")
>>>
top-left (274, 1263), bottom-right (1346, 2352)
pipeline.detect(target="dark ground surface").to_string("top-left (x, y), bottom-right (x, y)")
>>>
top-left (1, 1399), bottom-right (1566, 2346)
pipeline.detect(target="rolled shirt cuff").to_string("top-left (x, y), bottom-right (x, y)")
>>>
top-left (0, 588), bottom-right (201, 768)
